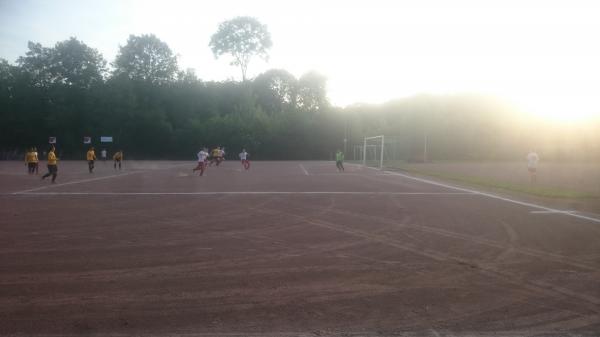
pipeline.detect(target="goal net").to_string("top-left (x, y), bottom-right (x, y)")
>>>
top-left (362, 135), bottom-right (384, 169)
top-left (352, 135), bottom-right (415, 170)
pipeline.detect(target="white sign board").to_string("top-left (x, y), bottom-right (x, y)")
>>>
top-left (49, 137), bottom-right (56, 144)
top-left (100, 136), bottom-right (113, 143)
top-left (83, 136), bottom-right (91, 144)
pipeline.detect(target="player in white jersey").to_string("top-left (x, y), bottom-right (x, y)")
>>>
top-left (239, 149), bottom-right (250, 170)
top-left (527, 150), bottom-right (539, 183)
top-left (193, 148), bottom-right (209, 176)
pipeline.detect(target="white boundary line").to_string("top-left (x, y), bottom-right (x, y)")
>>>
top-left (530, 210), bottom-right (578, 214)
top-left (383, 170), bottom-right (600, 224)
top-left (12, 191), bottom-right (475, 196)
top-left (299, 164), bottom-right (310, 176)
top-left (12, 171), bottom-right (143, 194)
top-left (11, 163), bottom-right (191, 195)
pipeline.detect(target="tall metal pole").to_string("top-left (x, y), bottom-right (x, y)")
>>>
top-left (380, 135), bottom-right (385, 169)
top-left (363, 137), bottom-right (367, 166)
top-left (344, 118), bottom-right (348, 155)
top-left (423, 132), bottom-right (428, 163)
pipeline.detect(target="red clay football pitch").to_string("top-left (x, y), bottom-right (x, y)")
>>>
top-left (1, 160), bottom-right (600, 336)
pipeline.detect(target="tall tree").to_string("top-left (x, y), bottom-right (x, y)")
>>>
top-left (113, 34), bottom-right (178, 84)
top-left (0, 58), bottom-right (15, 96)
top-left (298, 71), bottom-right (328, 112)
top-left (51, 37), bottom-right (107, 88)
top-left (253, 69), bottom-right (298, 114)
top-left (16, 38), bottom-right (106, 89)
top-left (209, 16), bottom-right (272, 81)
top-left (17, 42), bottom-right (54, 87)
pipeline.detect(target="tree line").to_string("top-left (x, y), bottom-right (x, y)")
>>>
top-left (1, 19), bottom-right (598, 161)
top-left (0, 32), bottom-right (342, 160)
top-left (344, 94), bottom-right (600, 162)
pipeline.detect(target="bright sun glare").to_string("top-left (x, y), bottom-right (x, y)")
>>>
top-left (284, 1), bottom-right (600, 125)
top-left (516, 95), bottom-right (599, 123)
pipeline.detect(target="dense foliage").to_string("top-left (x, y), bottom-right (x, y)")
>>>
top-left (0, 36), bottom-right (340, 160)
top-left (1, 35), bottom-right (598, 161)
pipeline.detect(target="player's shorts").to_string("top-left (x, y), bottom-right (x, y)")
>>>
top-left (528, 167), bottom-right (537, 173)
top-left (47, 164), bottom-right (58, 174)
top-left (28, 162), bottom-right (36, 169)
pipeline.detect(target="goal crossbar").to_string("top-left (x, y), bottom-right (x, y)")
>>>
top-left (363, 135), bottom-right (385, 169)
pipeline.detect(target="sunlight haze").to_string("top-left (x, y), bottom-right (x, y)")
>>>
top-left (1, 0), bottom-right (599, 122)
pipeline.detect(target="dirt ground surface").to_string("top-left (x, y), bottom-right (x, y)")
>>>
top-left (1, 160), bottom-right (600, 336)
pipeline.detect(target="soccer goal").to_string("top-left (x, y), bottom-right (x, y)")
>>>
top-left (363, 135), bottom-right (384, 169)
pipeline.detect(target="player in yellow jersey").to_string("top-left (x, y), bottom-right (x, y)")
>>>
top-left (32, 146), bottom-right (39, 174)
top-left (86, 147), bottom-right (97, 173)
top-left (113, 150), bottom-right (123, 170)
top-left (25, 148), bottom-right (36, 174)
top-left (209, 147), bottom-right (221, 166)
top-left (41, 146), bottom-right (58, 183)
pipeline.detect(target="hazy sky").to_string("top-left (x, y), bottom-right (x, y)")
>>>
top-left (1, 0), bottom-right (599, 121)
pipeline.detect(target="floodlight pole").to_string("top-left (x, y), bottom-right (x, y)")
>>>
top-left (363, 137), bottom-right (367, 166)
top-left (423, 133), bottom-right (428, 163)
top-left (380, 135), bottom-right (385, 170)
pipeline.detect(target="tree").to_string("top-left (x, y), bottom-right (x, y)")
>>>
top-left (0, 58), bottom-right (15, 97)
top-left (253, 69), bottom-right (298, 114)
top-left (16, 38), bottom-right (106, 89)
top-left (298, 71), bottom-right (328, 112)
top-left (17, 42), bottom-right (54, 87)
top-left (209, 16), bottom-right (272, 81)
top-left (51, 37), bottom-right (107, 88)
top-left (113, 34), bottom-right (178, 84)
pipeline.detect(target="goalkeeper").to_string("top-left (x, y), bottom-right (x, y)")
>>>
top-left (335, 150), bottom-right (345, 172)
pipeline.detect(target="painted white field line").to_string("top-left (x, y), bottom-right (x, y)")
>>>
top-left (531, 210), bottom-right (578, 214)
top-left (428, 329), bottom-right (442, 337)
top-left (12, 171), bottom-right (144, 194)
top-left (13, 191), bottom-right (475, 196)
top-left (384, 170), bottom-right (600, 224)
top-left (0, 171), bottom-right (33, 176)
top-left (313, 173), bottom-right (363, 176)
top-left (12, 163), bottom-right (191, 195)
top-left (299, 164), bottom-right (310, 176)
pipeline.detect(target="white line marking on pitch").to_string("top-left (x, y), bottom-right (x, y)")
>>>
top-left (313, 173), bottom-right (363, 176)
top-left (12, 171), bottom-right (143, 194)
top-left (299, 164), bottom-right (310, 176)
top-left (11, 163), bottom-right (190, 195)
top-left (13, 191), bottom-right (475, 196)
top-left (428, 329), bottom-right (442, 337)
top-left (383, 170), bottom-right (600, 224)
top-left (531, 210), bottom-right (578, 214)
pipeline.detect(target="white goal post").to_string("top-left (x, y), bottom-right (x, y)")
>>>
top-left (363, 135), bottom-right (384, 169)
